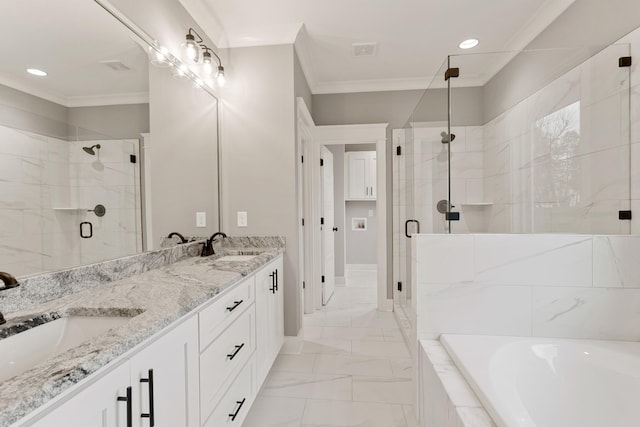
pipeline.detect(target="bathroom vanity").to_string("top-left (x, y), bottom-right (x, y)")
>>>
top-left (0, 237), bottom-right (284, 427)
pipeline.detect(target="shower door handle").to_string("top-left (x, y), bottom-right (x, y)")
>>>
top-left (405, 220), bottom-right (420, 238)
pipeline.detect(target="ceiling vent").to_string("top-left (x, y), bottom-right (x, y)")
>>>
top-left (100, 60), bottom-right (131, 71)
top-left (352, 42), bottom-right (377, 57)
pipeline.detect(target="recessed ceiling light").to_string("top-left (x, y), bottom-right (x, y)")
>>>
top-left (459, 39), bottom-right (479, 50)
top-left (26, 68), bottom-right (47, 77)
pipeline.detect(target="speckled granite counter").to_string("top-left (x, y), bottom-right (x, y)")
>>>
top-left (0, 237), bottom-right (284, 426)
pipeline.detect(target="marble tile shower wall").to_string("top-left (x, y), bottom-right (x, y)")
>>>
top-left (0, 126), bottom-right (141, 277)
top-left (413, 234), bottom-right (640, 341)
top-left (412, 125), bottom-right (484, 234)
top-left (482, 41), bottom-right (634, 234)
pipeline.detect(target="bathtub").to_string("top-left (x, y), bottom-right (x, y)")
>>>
top-left (440, 334), bottom-right (640, 427)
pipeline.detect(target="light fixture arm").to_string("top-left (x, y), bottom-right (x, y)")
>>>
top-left (201, 45), bottom-right (223, 67)
top-left (187, 27), bottom-right (204, 44)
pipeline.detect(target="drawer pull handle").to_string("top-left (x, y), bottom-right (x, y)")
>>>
top-left (226, 300), bottom-right (244, 312)
top-left (269, 272), bottom-right (276, 294)
top-left (140, 369), bottom-right (155, 426)
top-left (228, 398), bottom-right (246, 421)
top-left (227, 343), bottom-right (245, 360)
top-left (117, 386), bottom-right (133, 427)
top-left (275, 269), bottom-right (279, 291)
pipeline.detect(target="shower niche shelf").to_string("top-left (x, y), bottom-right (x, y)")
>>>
top-left (460, 203), bottom-right (493, 207)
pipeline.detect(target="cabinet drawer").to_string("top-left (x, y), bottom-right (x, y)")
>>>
top-left (199, 276), bottom-right (255, 351)
top-left (202, 357), bottom-right (255, 427)
top-left (200, 306), bottom-right (255, 421)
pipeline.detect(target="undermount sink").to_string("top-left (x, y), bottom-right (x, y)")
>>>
top-left (216, 255), bottom-right (257, 262)
top-left (0, 315), bottom-right (131, 382)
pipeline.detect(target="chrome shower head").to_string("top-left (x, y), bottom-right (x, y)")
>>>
top-left (82, 144), bottom-right (101, 155)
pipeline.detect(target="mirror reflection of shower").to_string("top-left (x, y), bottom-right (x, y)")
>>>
top-left (82, 144), bottom-right (101, 155)
top-left (82, 144), bottom-right (104, 171)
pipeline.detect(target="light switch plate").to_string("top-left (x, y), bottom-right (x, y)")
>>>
top-left (369, 209), bottom-right (374, 217)
top-left (196, 212), bottom-right (206, 227)
top-left (237, 211), bottom-right (248, 227)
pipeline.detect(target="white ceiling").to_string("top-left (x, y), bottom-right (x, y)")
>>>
top-left (185, 0), bottom-right (576, 93)
top-left (0, 0), bottom-right (149, 107)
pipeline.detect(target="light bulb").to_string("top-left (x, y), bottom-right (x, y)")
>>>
top-left (183, 32), bottom-right (201, 62)
top-left (216, 66), bottom-right (225, 86)
top-left (202, 50), bottom-right (213, 75)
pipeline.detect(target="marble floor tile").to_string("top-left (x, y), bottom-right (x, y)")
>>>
top-left (242, 396), bottom-right (306, 427)
top-left (301, 399), bottom-right (407, 427)
top-left (321, 326), bottom-right (385, 341)
top-left (302, 338), bottom-right (352, 355)
top-left (390, 358), bottom-right (413, 378)
top-left (313, 354), bottom-right (394, 377)
top-left (352, 311), bottom-right (400, 329)
top-left (272, 353), bottom-right (317, 373)
top-left (303, 325), bottom-right (324, 339)
top-left (261, 372), bottom-right (352, 400)
top-left (352, 376), bottom-right (414, 404)
top-left (383, 328), bottom-right (405, 342)
top-left (403, 405), bottom-right (421, 427)
top-left (352, 340), bottom-right (410, 359)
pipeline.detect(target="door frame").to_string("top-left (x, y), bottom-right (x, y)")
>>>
top-left (297, 97), bottom-right (391, 312)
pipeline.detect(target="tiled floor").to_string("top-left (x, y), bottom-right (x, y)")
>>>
top-left (243, 267), bottom-right (419, 427)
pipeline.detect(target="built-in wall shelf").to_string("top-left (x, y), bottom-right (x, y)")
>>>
top-left (461, 203), bottom-right (493, 207)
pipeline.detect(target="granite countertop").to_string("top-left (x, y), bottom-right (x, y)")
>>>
top-left (0, 241), bottom-right (284, 426)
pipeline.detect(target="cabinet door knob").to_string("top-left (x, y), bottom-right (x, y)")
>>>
top-left (140, 369), bottom-right (155, 426)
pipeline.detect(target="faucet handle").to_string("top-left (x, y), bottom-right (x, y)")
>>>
top-left (0, 272), bottom-right (19, 291)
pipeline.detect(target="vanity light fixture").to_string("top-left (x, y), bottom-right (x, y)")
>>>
top-left (183, 28), bottom-right (202, 62)
top-left (200, 45), bottom-right (226, 86)
top-left (148, 45), bottom-right (171, 67)
top-left (459, 38), bottom-right (479, 50)
top-left (26, 68), bottom-right (47, 77)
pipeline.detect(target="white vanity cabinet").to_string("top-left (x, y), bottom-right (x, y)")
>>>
top-left (29, 362), bottom-right (131, 427)
top-left (255, 256), bottom-right (284, 385)
top-left (129, 315), bottom-right (199, 427)
top-left (14, 253), bottom-right (285, 427)
top-left (346, 151), bottom-right (377, 200)
top-left (28, 316), bottom-right (199, 427)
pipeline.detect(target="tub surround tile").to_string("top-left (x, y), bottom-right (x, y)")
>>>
top-left (473, 234), bottom-right (592, 287)
top-left (419, 284), bottom-right (532, 339)
top-left (420, 340), bottom-right (493, 427)
top-left (593, 236), bottom-right (640, 288)
top-left (0, 238), bottom-right (284, 426)
top-left (532, 287), bottom-right (640, 340)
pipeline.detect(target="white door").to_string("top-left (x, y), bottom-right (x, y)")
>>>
top-left (321, 146), bottom-right (336, 305)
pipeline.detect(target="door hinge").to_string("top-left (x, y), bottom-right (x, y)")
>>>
top-left (320, 158), bottom-right (324, 166)
top-left (301, 155), bottom-right (304, 163)
top-left (444, 67), bottom-right (460, 80)
top-left (129, 154), bottom-right (137, 164)
top-left (619, 56), bottom-right (632, 67)
top-left (396, 146), bottom-right (402, 156)
top-left (321, 275), bottom-right (325, 283)
top-left (303, 281), bottom-right (306, 289)
top-left (397, 282), bottom-right (402, 292)
top-left (302, 218), bottom-right (305, 226)
top-left (320, 217), bottom-right (324, 225)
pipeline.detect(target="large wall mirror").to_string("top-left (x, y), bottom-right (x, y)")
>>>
top-left (0, 0), bottom-right (220, 278)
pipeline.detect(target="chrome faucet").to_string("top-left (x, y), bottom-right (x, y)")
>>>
top-left (201, 232), bottom-right (228, 257)
top-left (0, 272), bottom-right (19, 326)
top-left (167, 232), bottom-right (188, 243)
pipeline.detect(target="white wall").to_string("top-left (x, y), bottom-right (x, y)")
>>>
top-left (345, 201), bottom-right (377, 264)
top-left (221, 44), bottom-right (300, 336)
top-left (414, 234), bottom-right (640, 341)
top-left (148, 66), bottom-right (219, 247)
